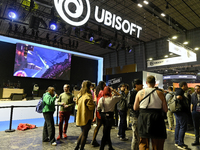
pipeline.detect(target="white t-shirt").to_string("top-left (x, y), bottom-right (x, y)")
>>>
top-left (97, 96), bottom-right (121, 112)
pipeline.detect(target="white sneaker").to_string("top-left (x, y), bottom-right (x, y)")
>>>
top-left (120, 137), bottom-right (129, 141)
top-left (51, 142), bottom-right (57, 146)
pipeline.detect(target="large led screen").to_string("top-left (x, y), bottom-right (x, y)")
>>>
top-left (13, 43), bottom-right (71, 80)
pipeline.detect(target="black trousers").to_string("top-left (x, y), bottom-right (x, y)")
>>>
top-left (192, 111), bottom-right (200, 142)
top-left (75, 120), bottom-right (92, 150)
top-left (100, 112), bottom-right (114, 150)
top-left (43, 112), bottom-right (55, 143)
top-left (118, 110), bottom-right (127, 138)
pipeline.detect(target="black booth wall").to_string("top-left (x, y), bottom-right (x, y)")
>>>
top-left (0, 41), bottom-right (98, 97)
top-left (103, 72), bottom-right (143, 90)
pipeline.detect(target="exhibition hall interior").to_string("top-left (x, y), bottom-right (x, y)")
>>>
top-left (0, 0), bottom-right (200, 150)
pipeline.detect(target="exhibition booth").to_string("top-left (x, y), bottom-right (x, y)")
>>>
top-left (0, 35), bottom-right (103, 131)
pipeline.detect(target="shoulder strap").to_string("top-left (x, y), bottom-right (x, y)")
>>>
top-left (139, 88), bottom-right (157, 104)
top-left (102, 97), bottom-right (105, 112)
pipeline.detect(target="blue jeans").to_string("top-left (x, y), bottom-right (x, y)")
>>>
top-left (174, 112), bottom-right (188, 146)
top-left (118, 111), bottom-right (127, 138)
top-left (192, 111), bottom-right (200, 142)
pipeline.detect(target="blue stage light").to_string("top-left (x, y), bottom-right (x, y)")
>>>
top-left (8, 11), bottom-right (17, 19)
top-left (50, 24), bottom-right (57, 30)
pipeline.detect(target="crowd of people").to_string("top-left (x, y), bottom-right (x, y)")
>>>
top-left (41, 76), bottom-right (200, 150)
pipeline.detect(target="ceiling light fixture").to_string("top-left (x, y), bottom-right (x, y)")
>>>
top-left (183, 41), bottom-right (188, 45)
top-left (149, 58), bottom-right (153, 60)
top-left (172, 36), bottom-right (177, 39)
top-left (165, 55), bottom-right (168, 58)
top-left (8, 10), bottom-right (17, 20)
top-left (194, 47), bottom-right (199, 50)
top-left (138, 4), bottom-right (143, 7)
top-left (143, 1), bottom-right (149, 5)
top-left (161, 13), bottom-right (166, 17)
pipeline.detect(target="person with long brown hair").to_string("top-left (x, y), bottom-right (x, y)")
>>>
top-left (75, 80), bottom-right (95, 150)
top-left (97, 86), bottom-right (122, 150)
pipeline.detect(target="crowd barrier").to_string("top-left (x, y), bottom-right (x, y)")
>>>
top-left (0, 105), bottom-right (60, 132)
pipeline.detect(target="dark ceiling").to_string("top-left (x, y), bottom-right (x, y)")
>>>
top-left (0, 0), bottom-right (200, 56)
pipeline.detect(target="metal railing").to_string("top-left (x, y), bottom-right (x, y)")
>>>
top-left (0, 105), bottom-right (60, 132)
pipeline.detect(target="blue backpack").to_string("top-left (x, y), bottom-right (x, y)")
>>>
top-left (36, 94), bottom-right (46, 113)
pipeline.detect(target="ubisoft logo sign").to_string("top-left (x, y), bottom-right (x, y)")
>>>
top-left (54, 0), bottom-right (91, 26)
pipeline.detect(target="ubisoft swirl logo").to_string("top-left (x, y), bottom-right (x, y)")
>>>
top-left (54, 0), bottom-right (91, 26)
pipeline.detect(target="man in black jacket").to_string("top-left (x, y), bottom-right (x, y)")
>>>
top-left (128, 79), bottom-right (143, 150)
top-left (174, 81), bottom-right (189, 149)
top-left (117, 83), bottom-right (129, 141)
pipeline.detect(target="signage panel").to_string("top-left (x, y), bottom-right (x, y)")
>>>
top-left (147, 41), bottom-right (197, 67)
top-left (54, 0), bottom-right (142, 38)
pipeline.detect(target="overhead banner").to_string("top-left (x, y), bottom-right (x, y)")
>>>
top-left (147, 41), bottom-right (197, 67)
top-left (163, 75), bottom-right (196, 80)
top-left (54, 0), bottom-right (142, 38)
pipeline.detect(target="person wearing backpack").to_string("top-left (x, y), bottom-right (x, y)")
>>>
top-left (165, 86), bottom-right (176, 130)
top-left (191, 85), bottom-right (200, 146)
top-left (174, 81), bottom-right (189, 149)
top-left (127, 79), bottom-right (143, 150)
top-left (42, 87), bottom-right (58, 146)
top-left (117, 83), bottom-right (129, 141)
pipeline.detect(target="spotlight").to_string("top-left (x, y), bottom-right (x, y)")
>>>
top-left (172, 36), bottom-right (177, 39)
top-left (8, 10), bottom-right (17, 19)
top-left (165, 55), bottom-right (168, 58)
top-left (149, 58), bottom-right (153, 60)
top-left (49, 20), bottom-right (57, 30)
top-left (161, 13), bottom-right (166, 17)
top-left (194, 47), bottom-right (199, 50)
top-left (128, 47), bottom-right (133, 53)
top-left (143, 1), bottom-right (149, 4)
top-left (88, 32), bottom-right (94, 41)
top-left (138, 4), bottom-right (143, 7)
top-left (183, 41), bottom-right (188, 45)
top-left (108, 40), bottom-right (112, 47)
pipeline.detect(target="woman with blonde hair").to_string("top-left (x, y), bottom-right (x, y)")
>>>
top-left (75, 80), bottom-right (95, 150)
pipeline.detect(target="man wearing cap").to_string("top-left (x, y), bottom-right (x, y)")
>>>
top-left (127, 79), bottom-right (143, 150)
top-left (57, 84), bottom-right (74, 140)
